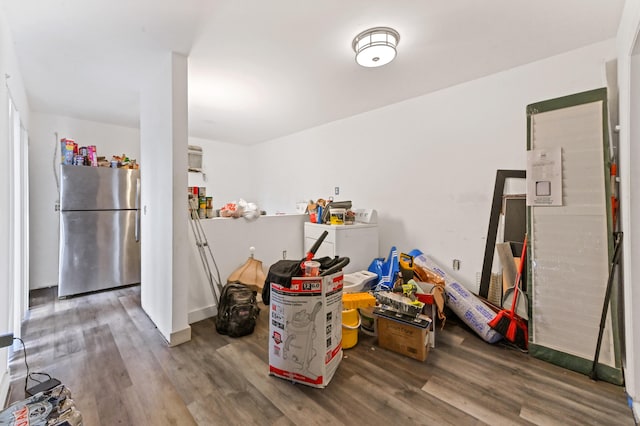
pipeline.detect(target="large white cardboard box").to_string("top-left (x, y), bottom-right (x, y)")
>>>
top-left (268, 272), bottom-right (343, 388)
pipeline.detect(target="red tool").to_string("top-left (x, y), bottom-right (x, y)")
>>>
top-left (488, 235), bottom-right (528, 348)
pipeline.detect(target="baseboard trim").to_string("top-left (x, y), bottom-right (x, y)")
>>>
top-left (188, 305), bottom-right (217, 324)
top-left (0, 368), bottom-right (10, 409)
top-left (632, 397), bottom-right (639, 424)
top-left (168, 326), bottom-right (191, 347)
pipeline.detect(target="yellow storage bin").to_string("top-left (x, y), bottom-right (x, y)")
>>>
top-left (342, 292), bottom-right (376, 310)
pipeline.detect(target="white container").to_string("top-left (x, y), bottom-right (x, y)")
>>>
top-left (303, 222), bottom-right (379, 274)
top-left (329, 208), bottom-right (346, 225)
top-left (268, 272), bottom-right (343, 388)
top-left (303, 260), bottom-right (321, 277)
top-left (343, 270), bottom-right (377, 293)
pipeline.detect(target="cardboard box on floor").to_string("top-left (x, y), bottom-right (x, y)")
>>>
top-left (268, 271), bottom-right (343, 388)
top-left (375, 308), bottom-right (431, 362)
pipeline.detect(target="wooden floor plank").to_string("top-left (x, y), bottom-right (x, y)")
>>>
top-left (422, 375), bottom-right (530, 426)
top-left (217, 342), bottom-right (345, 425)
top-left (6, 285), bottom-right (635, 425)
top-left (121, 386), bottom-right (159, 426)
top-left (520, 381), bottom-right (635, 426)
top-left (94, 391), bottom-right (134, 425)
top-left (82, 324), bottom-right (133, 396)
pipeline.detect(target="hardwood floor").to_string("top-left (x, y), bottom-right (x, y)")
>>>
top-left (6, 285), bottom-right (636, 425)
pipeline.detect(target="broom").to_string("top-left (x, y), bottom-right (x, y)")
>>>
top-left (488, 235), bottom-right (528, 349)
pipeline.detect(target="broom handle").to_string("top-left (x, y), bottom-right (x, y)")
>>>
top-left (509, 235), bottom-right (528, 315)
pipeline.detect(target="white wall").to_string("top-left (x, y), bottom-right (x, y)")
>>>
top-left (187, 136), bottom-right (256, 210)
top-left (0, 7), bottom-right (29, 407)
top-left (185, 136), bottom-right (307, 322)
top-left (186, 136), bottom-right (256, 321)
top-left (252, 39), bottom-right (616, 293)
top-left (140, 51), bottom-right (190, 346)
top-left (28, 113), bottom-right (140, 290)
top-left (617, 0), bottom-right (640, 420)
top-left (187, 214), bottom-right (305, 323)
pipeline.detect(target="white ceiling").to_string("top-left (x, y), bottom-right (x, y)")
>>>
top-left (1, 0), bottom-right (625, 145)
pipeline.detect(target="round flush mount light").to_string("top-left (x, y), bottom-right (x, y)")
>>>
top-left (352, 27), bottom-right (400, 68)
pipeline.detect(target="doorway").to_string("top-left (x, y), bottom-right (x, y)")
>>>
top-left (8, 94), bottom-right (29, 338)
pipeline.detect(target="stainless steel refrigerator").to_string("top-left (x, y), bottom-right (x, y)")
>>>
top-left (58, 165), bottom-right (141, 297)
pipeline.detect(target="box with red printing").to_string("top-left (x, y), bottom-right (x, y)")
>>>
top-left (268, 272), bottom-right (343, 388)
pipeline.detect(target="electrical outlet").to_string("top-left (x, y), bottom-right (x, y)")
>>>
top-left (354, 209), bottom-right (377, 224)
top-left (453, 259), bottom-right (461, 270)
top-left (334, 186), bottom-right (339, 195)
top-left (0, 332), bottom-right (14, 348)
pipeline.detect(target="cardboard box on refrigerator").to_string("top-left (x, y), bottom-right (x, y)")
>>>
top-left (268, 271), bottom-right (343, 388)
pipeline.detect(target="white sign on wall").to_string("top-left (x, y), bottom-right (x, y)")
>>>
top-left (526, 147), bottom-right (563, 206)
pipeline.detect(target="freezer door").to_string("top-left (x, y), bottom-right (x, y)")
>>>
top-left (60, 165), bottom-right (140, 211)
top-left (59, 210), bottom-right (141, 297)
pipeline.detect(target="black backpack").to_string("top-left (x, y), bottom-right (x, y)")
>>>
top-left (215, 282), bottom-right (260, 337)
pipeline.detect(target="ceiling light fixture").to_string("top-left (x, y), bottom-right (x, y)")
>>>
top-left (352, 27), bottom-right (400, 68)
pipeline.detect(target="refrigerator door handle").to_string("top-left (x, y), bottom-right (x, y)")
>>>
top-left (135, 178), bottom-right (141, 242)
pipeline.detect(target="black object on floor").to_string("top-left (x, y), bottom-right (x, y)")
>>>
top-left (26, 378), bottom-right (61, 396)
top-left (589, 231), bottom-right (623, 381)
